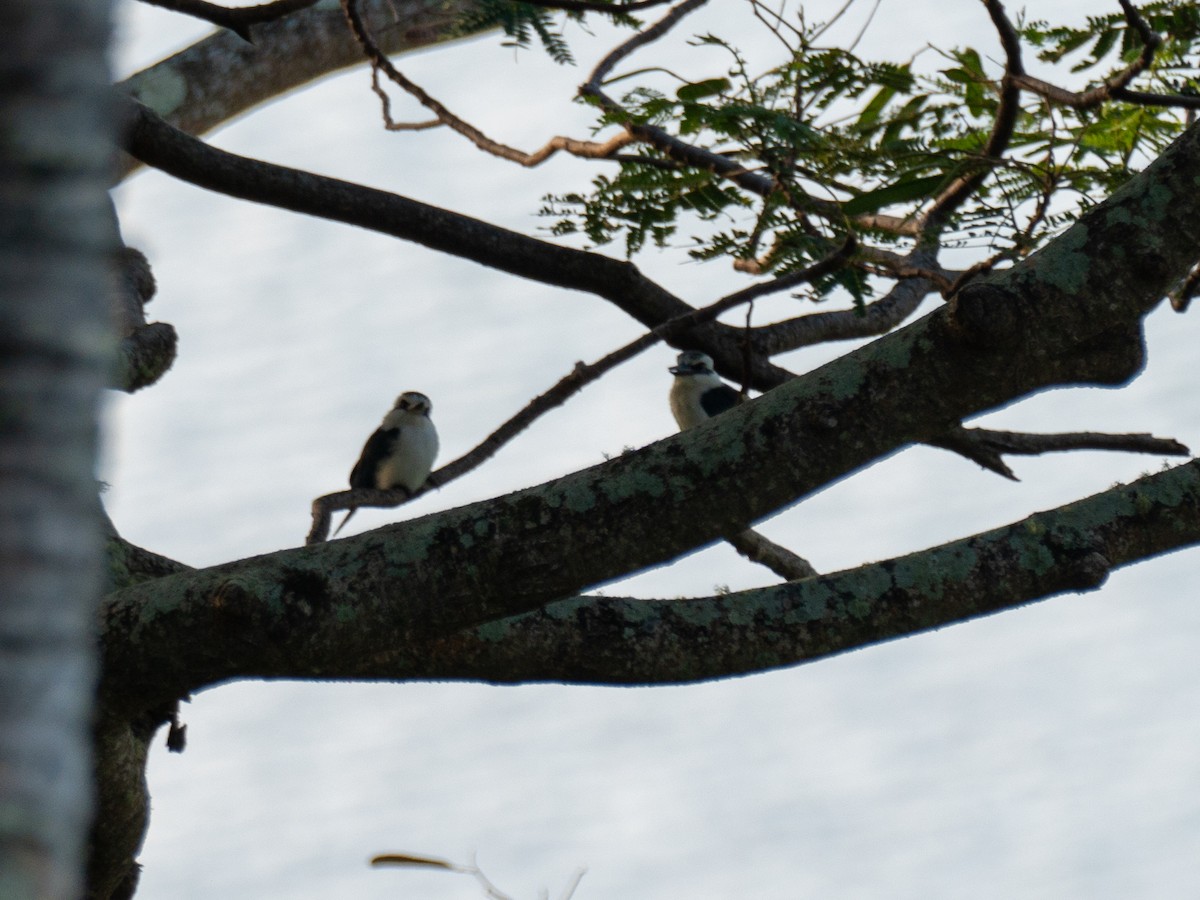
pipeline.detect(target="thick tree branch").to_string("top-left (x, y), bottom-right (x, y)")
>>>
top-left (102, 116), bottom-right (1200, 714)
top-left (117, 459), bottom-right (1200, 694)
top-left (120, 97), bottom-right (786, 388)
top-left (411, 460), bottom-right (1200, 684)
top-left (117, 0), bottom-right (485, 175)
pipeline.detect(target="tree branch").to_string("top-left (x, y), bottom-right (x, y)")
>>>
top-left (342, 0), bottom-right (639, 165)
top-left (114, 460), bottom-right (1200, 694)
top-left (308, 239), bottom-right (858, 543)
top-left (1009, 0), bottom-right (1161, 111)
top-left (117, 0), bottom-right (485, 175)
top-left (120, 97), bottom-right (790, 389)
top-left (102, 113), bottom-right (1200, 713)
top-left (408, 460), bottom-right (1200, 685)
top-left (918, 0), bottom-right (1024, 233)
top-left (929, 427), bottom-right (1190, 481)
top-left (136, 0), bottom-right (320, 42)
top-left (724, 529), bottom-right (818, 580)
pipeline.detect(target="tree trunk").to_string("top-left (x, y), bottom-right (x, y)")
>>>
top-left (0, 1), bottom-right (115, 896)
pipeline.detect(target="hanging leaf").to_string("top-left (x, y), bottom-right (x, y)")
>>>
top-left (842, 174), bottom-right (946, 215)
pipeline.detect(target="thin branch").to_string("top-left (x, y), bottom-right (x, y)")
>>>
top-left (121, 97), bottom-right (764, 353)
top-left (1010, 0), bottom-right (1161, 110)
top-left (1110, 87), bottom-right (1200, 111)
top-left (588, 0), bottom-right (709, 85)
top-left (752, 261), bottom-right (937, 355)
top-left (343, 0), bottom-right (636, 165)
top-left (929, 427), bottom-right (1190, 481)
top-left (725, 529), bottom-right (818, 580)
top-left (137, 0), bottom-right (319, 41)
top-left (578, 0), bottom-right (918, 235)
top-left (918, 0), bottom-right (1024, 233)
top-left (308, 240), bottom-right (856, 543)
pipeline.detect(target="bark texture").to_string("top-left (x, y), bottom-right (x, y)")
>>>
top-left (0, 1), bottom-right (115, 896)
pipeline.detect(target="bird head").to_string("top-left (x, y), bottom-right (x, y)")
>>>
top-left (669, 350), bottom-right (716, 376)
top-left (394, 391), bottom-right (433, 416)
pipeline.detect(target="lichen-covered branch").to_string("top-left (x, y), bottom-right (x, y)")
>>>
top-left (276, 466), bottom-right (1200, 703)
top-left (102, 114), bottom-right (1200, 715)
top-left (410, 459), bottom-right (1200, 685)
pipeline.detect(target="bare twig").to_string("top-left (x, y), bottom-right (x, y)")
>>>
top-left (726, 529), bottom-right (818, 580)
top-left (1170, 262), bottom-right (1200, 312)
top-left (138, 0), bottom-right (319, 41)
top-left (371, 852), bottom-right (586, 900)
top-left (930, 427), bottom-right (1190, 480)
top-left (343, 0), bottom-right (636, 165)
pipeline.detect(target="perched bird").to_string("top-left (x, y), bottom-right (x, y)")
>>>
top-left (668, 350), bottom-right (742, 430)
top-left (333, 391), bottom-right (439, 537)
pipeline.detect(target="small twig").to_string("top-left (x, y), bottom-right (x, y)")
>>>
top-left (137, 0), bottom-right (318, 41)
top-left (343, 0), bottom-right (636, 165)
top-left (1009, 0), bottom-right (1161, 111)
top-left (930, 426), bottom-right (1190, 480)
top-left (1170, 262), bottom-right (1200, 312)
top-left (371, 852), bottom-right (586, 900)
top-left (918, 0), bottom-right (1024, 234)
top-left (726, 529), bottom-right (818, 580)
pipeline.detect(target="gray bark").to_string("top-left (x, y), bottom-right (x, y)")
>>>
top-left (0, 0), bottom-right (116, 897)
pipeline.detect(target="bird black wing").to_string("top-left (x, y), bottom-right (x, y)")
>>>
top-left (349, 427), bottom-right (399, 489)
top-left (700, 384), bottom-right (741, 418)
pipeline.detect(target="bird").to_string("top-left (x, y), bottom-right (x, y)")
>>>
top-left (668, 350), bottom-right (743, 430)
top-left (332, 390), bottom-right (439, 537)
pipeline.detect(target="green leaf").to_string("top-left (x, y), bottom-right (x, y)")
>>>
top-left (676, 78), bottom-right (732, 102)
top-left (856, 84), bottom-right (897, 131)
top-left (843, 174), bottom-right (946, 215)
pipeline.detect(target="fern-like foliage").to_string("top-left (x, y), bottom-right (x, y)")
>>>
top-left (542, 0), bottom-right (1200, 299)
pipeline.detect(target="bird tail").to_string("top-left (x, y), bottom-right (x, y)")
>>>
top-left (331, 508), bottom-right (357, 538)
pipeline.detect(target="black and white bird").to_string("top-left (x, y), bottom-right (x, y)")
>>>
top-left (668, 350), bottom-right (742, 430)
top-left (333, 390), bottom-right (439, 537)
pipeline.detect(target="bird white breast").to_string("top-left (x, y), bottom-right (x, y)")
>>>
top-left (670, 373), bottom-right (726, 430)
top-left (377, 412), bottom-right (439, 491)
